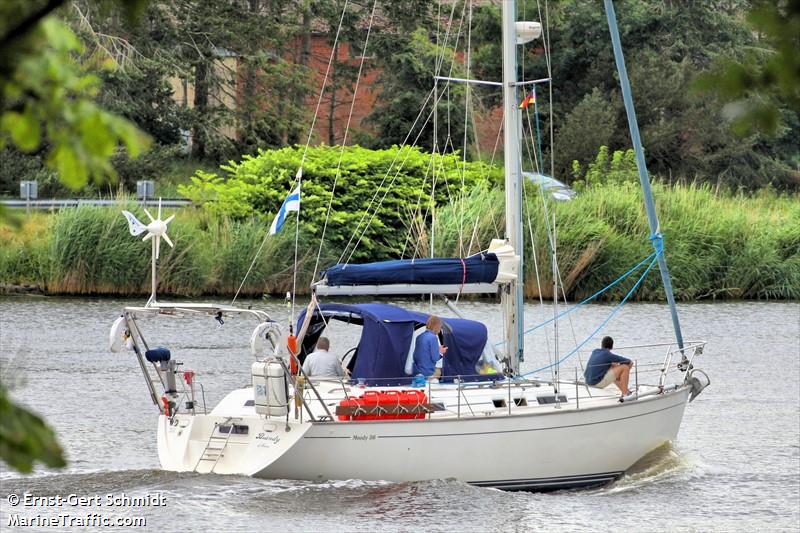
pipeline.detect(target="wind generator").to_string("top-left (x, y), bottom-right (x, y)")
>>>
top-left (122, 198), bottom-right (175, 306)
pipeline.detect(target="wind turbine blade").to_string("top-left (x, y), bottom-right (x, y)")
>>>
top-left (155, 236), bottom-right (161, 259)
top-left (158, 198), bottom-right (162, 220)
top-left (122, 211), bottom-right (147, 236)
top-left (164, 214), bottom-right (175, 225)
top-left (162, 233), bottom-right (174, 248)
top-left (143, 232), bottom-right (153, 241)
top-left (143, 208), bottom-right (155, 222)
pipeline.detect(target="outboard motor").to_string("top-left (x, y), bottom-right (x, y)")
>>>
top-left (687, 368), bottom-right (710, 402)
top-left (252, 358), bottom-right (289, 417)
top-left (145, 347), bottom-right (178, 394)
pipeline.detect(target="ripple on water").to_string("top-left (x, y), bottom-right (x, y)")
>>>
top-left (1, 297), bottom-right (798, 532)
top-left (0, 469), bottom-right (185, 497)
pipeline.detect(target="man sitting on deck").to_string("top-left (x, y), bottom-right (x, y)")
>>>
top-left (302, 337), bottom-right (344, 378)
top-left (412, 316), bottom-right (447, 379)
top-left (585, 336), bottom-right (633, 396)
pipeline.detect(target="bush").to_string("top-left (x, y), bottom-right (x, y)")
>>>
top-left (1, 162), bottom-right (797, 301)
top-left (178, 144), bottom-right (502, 262)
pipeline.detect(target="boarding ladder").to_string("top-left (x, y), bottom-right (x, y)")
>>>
top-left (194, 418), bottom-right (237, 473)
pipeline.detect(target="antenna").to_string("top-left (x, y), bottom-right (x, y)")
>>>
top-left (122, 198), bottom-right (175, 306)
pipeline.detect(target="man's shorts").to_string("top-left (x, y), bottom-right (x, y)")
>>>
top-left (595, 368), bottom-right (616, 388)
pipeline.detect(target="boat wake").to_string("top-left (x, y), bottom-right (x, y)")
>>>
top-left (0, 469), bottom-right (191, 497)
top-left (599, 443), bottom-right (694, 494)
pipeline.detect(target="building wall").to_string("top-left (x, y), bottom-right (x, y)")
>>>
top-left (167, 36), bottom-right (502, 153)
top-left (167, 56), bottom-right (239, 142)
top-left (303, 37), bottom-right (380, 146)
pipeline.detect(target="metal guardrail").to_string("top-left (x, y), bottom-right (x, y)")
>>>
top-left (298, 340), bottom-right (707, 420)
top-left (1, 198), bottom-right (191, 210)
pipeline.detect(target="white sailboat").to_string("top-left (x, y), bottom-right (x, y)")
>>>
top-left (110, 0), bottom-right (709, 491)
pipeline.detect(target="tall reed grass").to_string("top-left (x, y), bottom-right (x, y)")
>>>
top-left (431, 182), bottom-right (799, 301)
top-left (0, 183), bottom-right (797, 300)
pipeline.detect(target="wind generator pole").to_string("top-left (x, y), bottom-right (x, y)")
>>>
top-left (148, 238), bottom-right (157, 306)
top-left (501, 0), bottom-right (525, 374)
top-left (603, 0), bottom-right (684, 350)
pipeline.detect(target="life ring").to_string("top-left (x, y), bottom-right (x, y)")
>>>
top-left (250, 321), bottom-right (281, 356)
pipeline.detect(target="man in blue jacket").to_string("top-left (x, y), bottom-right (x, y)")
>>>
top-left (412, 315), bottom-right (447, 378)
top-left (585, 336), bottom-right (633, 396)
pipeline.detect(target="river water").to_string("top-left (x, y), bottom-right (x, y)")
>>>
top-left (0, 296), bottom-right (798, 532)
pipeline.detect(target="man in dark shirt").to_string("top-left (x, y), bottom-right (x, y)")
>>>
top-left (584, 336), bottom-right (633, 396)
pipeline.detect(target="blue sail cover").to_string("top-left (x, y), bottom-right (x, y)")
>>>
top-left (296, 303), bottom-right (489, 385)
top-left (322, 253), bottom-right (499, 286)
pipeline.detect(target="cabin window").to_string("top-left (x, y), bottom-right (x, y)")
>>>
top-left (536, 395), bottom-right (567, 405)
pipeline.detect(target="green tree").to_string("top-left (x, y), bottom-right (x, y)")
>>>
top-left (0, 0), bottom-right (149, 474)
top-left (554, 88), bottom-right (619, 176)
top-left (472, 0), bottom-right (797, 188)
top-left (368, 24), bottom-right (469, 152)
top-left (178, 145), bottom-right (500, 261)
top-left (695, 0), bottom-right (800, 136)
top-left (1, 5), bottom-right (149, 190)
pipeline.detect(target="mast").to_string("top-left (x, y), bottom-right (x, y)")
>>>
top-left (603, 0), bottom-right (684, 350)
top-left (501, 0), bottom-right (525, 373)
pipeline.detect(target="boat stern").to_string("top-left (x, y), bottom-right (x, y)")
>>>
top-left (157, 413), bottom-right (310, 475)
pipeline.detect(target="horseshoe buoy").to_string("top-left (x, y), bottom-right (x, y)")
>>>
top-left (250, 321), bottom-right (281, 357)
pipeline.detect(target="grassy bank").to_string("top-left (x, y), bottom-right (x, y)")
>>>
top-left (431, 182), bottom-right (800, 301)
top-left (1, 183), bottom-right (798, 300)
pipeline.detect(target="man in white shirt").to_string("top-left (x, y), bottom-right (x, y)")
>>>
top-left (302, 337), bottom-right (344, 378)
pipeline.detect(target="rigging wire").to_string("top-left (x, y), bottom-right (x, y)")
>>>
top-left (518, 0), bottom-right (555, 379)
top-left (312, 0), bottom-right (379, 282)
top-left (458, 0), bottom-right (473, 260)
top-left (520, 159), bottom-right (555, 379)
top-left (231, 0), bottom-right (351, 308)
top-left (418, 0), bottom-right (456, 265)
top-left (526, 0), bottom-right (590, 373)
top-left (336, 88), bottom-right (436, 264)
top-left (521, 251), bottom-right (661, 377)
top-left (518, 1), bottom-right (588, 373)
top-left (400, 153), bottom-right (436, 259)
top-left (341, 93), bottom-right (444, 265)
top-left (339, 1), bottom-right (468, 265)
top-left (495, 250), bottom-right (658, 346)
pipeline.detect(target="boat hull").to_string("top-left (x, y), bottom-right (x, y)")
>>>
top-left (158, 386), bottom-right (690, 491)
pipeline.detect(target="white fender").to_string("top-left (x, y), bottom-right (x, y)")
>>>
top-left (250, 322), bottom-right (281, 357)
top-left (109, 316), bottom-right (130, 352)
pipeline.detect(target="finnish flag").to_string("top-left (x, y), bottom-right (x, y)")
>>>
top-left (269, 183), bottom-right (301, 235)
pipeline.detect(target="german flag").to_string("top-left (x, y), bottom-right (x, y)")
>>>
top-left (519, 91), bottom-right (536, 109)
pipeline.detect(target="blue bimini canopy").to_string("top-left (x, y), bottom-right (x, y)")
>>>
top-left (296, 303), bottom-right (489, 385)
top-left (322, 253), bottom-right (499, 287)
